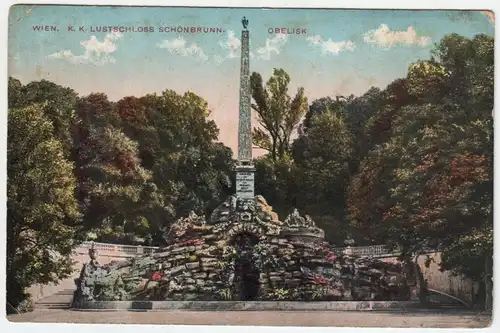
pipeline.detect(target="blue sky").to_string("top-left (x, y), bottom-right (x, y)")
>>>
top-left (8, 5), bottom-right (494, 154)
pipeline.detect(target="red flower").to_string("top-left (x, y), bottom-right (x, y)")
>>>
top-left (151, 272), bottom-right (163, 281)
top-left (326, 252), bottom-right (336, 262)
top-left (172, 240), bottom-right (186, 247)
top-left (312, 275), bottom-right (329, 285)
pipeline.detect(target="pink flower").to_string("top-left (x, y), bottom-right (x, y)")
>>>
top-left (326, 252), bottom-right (336, 262)
top-left (151, 272), bottom-right (163, 281)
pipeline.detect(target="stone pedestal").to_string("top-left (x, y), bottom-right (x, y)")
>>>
top-left (236, 164), bottom-right (255, 199)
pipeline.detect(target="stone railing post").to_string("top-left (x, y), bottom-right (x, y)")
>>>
top-left (137, 245), bottom-right (143, 255)
top-left (344, 246), bottom-right (353, 256)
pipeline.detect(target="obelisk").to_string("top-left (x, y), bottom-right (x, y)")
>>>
top-left (235, 16), bottom-right (255, 199)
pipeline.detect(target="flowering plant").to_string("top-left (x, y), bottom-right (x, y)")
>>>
top-left (326, 251), bottom-right (337, 263)
top-left (151, 272), bottom-right (163, 281)
top-left (312, 275), bottom-right (329, 285)
top-left (192, 239), bottom-right (204, 246)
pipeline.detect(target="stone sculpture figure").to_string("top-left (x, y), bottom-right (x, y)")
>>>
top-left (242, 16), bottom-right (249, 30)
top-left (255, 195), bottom-right (280, 223)
top-left (284, 208), bottom-right (307, 227)
top-left (88, 242), bottom-right (99, 267)
top-left (304, 215), bottom-right (316, 228)
top-left (281, 208), bottom-right (325, 239)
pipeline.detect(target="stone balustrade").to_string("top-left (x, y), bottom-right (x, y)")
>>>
top-left (78, 241), bottom-right (400, 258)
top-left (77, 241), bottom-right (159, 255)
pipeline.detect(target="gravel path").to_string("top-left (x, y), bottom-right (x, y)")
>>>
top-left (6, 309), bottom-right (491, 328)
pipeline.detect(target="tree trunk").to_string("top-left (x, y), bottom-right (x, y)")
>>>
top-left (271, 137), bottom-right (277, 161)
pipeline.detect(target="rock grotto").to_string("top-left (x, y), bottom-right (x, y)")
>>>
top-left (73, 195), bottom-right (422, 304)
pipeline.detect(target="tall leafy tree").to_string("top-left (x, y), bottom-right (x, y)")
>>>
top-left (254, 155), bottom-right (298, 219)
top-left (346, 33), bottom-right (493, 307)
top-left (301, 95), bottom-right (355, 133)
top-left (303, 88), bottom-right (385, 176)
top-left (8, 78), bottom-right (78, 154)
top-left (73, 93), bottom-right (161, 244)
top-left (361, 79), bottom-right (415, 157)
top-left (250, 68), bottom-right (308, 161)
top-left (292, 112), bottom-right (355, 243)
top-left (115, 96), bottom-right (154, 167)
top-left (7, 104), bottom-right (81, 311)
top-left (136, 90), bottom-right (234, 234)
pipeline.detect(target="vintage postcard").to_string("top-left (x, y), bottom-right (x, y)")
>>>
top-left (4, 3), bottom-right (495, 329)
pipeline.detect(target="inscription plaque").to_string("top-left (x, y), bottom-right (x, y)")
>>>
top-left (236, 171), bottom-right (255, 198)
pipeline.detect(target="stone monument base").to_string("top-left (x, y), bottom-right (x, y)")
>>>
top-left (72, 300), bottom-right (423, 311)
top-left (235, 164), bottom-right (256, 199)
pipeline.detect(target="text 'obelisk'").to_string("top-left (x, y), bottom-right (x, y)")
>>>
top-left (235, 16), bottom-right (255, 199)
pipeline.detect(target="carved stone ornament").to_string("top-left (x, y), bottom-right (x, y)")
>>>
top-left (236, 197), bottom-right (255, 222)
top-left (284, 209), bottom-right (307, 227)
top-left (165, 211), bottom-right (206, 242)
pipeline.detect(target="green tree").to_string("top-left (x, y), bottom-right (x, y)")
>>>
top-left (383, 106), bottom-right (492, 302)
top-left (346, 143), bottom-right (399, 245)
top-left (292, 112), bottom-right (355, 243)
top-left (73, 93), bottom-right (161, 244)
top-left (250, 68), bottom-right (308, 161)
top-left (361, 79), bottom-right (415, 158)
top-left (347, 33), bottom-right (493, 307)
top-left (8, 78), bottom-right (78, 154)
top-left (115, 96), bottom-right (154, 167)
top-left (7, 77), bottom-right (24, 108)
top-left (430, 34), bottom-right (493, 107)
top-left (301, 95), bottom-right (355, 133)
top-left (254, 155), bottom-right (298, 219)
top-left (7, 104), bottom-right (81, 311)
top-left (133, 90), bottom-right (234, 239)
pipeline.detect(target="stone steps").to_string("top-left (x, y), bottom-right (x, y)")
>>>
top-left (35, 303), bottom-right (71, 309)
top-left (34, 289), bottom-right (74, 309)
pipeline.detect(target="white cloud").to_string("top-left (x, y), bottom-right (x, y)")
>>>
top-left (157, 37), bottom-right (208, 61)
top-left (214, 31), bottom-right (286, 64)
top-left (362, 24), bottom-right (432, 48)
top-left (255, 34), bottom-right (288, 60)
top-left (213, 54), bottom-right (224, 65)
top-left (218, 30), bottom-right (241, 59)
top-left (47, 31), bottom-right (123, 65)
top-left (306, 35), bottom-right (356, 55)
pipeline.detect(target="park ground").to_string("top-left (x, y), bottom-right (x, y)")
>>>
top-left (6, 308), bottom-right (492, 328)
